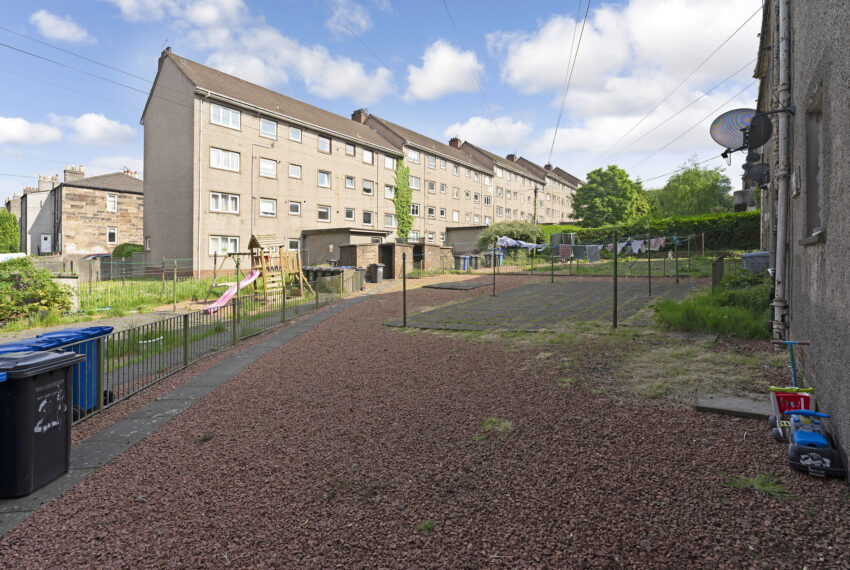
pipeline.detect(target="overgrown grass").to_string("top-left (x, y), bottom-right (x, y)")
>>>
top-left (725, 471), bottom-right (793, 500)
top-left (654, 273), bottom-right (771, 339)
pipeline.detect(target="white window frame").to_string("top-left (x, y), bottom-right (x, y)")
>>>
top-left (384, 156), bottom-right (396, 170)
top-left (484, 216), bottom-right (491, 225)
top-left (453, 164), bottom-right (459, 176)
top-left (106, 194), bottom-right (117, 212)
top-left (465, 212), bottom-right (471, 221)
top-left (362, 149), bottom-right (374, 164)
top-left (209, 235), bottom-right (239, 255)
top-left (484, 195), bottom-right (492, 206)
top-left (408, 149), bottom-right (420, 164)
top-left (474, 172), bottom-right (480, 182)
top-left (440, 159), bottom-right (446, 169)
top-left (384, 213), bottom-right (397, 228)
top-left (452, 210), bottom-right (459, 222)
top-left (345, 207), bottom-right (355, 221)
top-left (439, 208), bottom-right (446, 218)
top-left (259, 157), bottom-right (277, 179)
top-left (345, 143), bottom-right (355, 156)
top-left (474, 214), bottom-right (480, 224)
top-left (289, 201), bottom-right (301, 215)
top-left (410, 203), bottom-right (420, 216)
top-left (317, 205), bottom-right (331, 222)
top-left (289, 163), bottom-right (302, 179)
top-left (410, 176), bottom-right (420, 190)
top-left (210, 103), bottom-right (240, 129)
top-left (465, 191), bottom-right (471, 200)
top-left (259, 198), bottom-right (277, 217)
top-left (210, 191), bottom-right (240, 213)
top-left (145, 237), bottom-right (150, 251)
top-left (318, 170), bottom-right (331, 188)
top-left (474, 193), bottom-right (480, 204)
top-left (427, 206), bottom-right (436, 219)
top-left (427, 180), bottom-right (436, 194)
top-left (289, 126), bottom-right (302, 142)
top-left (362, 180), bottom-right (374, 195)
top-left (384, 185), bottom-right (395, 199)
top-left (318, 136), bottom-right (331, 153)
top-left (260, 118), bottom-right (277, 139)
top-left (362, 211), bottom-right (373, 225)
top-left (288, 239), bottom-right (300, 251)
top-left (210, 147), bottom-right (240, 172)
top-left (484, 175), bottom-right (491, 186)
top-left (427, 155), bottom-right (436, 169)
top-left (106, 226), bottom-right (117, 245)
top-left (453, 187), bottom-right (460, 199)
top-left (427, 232), bottom-right (435, 243)
top-left (345, 175), bottom-right (355, 189)
top-left (440, 183), bottom-right (447, 194)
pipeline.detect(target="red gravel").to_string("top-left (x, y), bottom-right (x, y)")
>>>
top-left (1, 276), bottom-right (848, 568)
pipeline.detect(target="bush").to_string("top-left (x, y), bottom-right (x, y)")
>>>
top-left (0, 257), bottom-right (72, 323)
top-left (542, 211), bottom-right (760, 250)
top-left (112, 243), bottom-right (144, 258)
top-left (476, 221), bottom-right (543, 250)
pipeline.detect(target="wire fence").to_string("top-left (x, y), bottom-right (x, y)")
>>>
top-left (61, 272), bottom-right (360, 425)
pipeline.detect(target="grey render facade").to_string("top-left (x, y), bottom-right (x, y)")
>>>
top-left (756, 0), bottom-right (850, 465)
top-left (142, 49), bottom-right (582, 275)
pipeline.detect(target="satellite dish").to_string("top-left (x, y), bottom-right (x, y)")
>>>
top-left (746, 113), bottom-right (773, 149)
top-left (710, 108), bottom-right (756, 150)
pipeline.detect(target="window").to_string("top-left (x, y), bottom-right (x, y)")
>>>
top-left (289, 126), bottom-right (302, 142)
top-left (210, 147), bottom-right (240, 171)
top-left (409, 230), bottom-right (419, 241)
top-left (289, 164), bottom-right (302, 179)
top-left (465, 212), bottom-right (470, 221)
top-left (362, 211), bottom-right (373, 225)
top-left (452, 210), bottom-right (459, 222)
top-left (145, 237), bottom-right (150, 251)
top-left (106, 194), bottom-right (117, 212)
top-left (427, 181), bottom-right (436, 194)
top-left (260, 118), bottom-right (277, 139)
top-left (546, 193), bottom-right (551, 201)
top-left (345, 143), bottom-right (355, 156)
top-left (474, 193), bottom-right (480, 204)
top-left (260, 198), bottom-right (276, 217)
top-left (440, 159), bottom-right (446, 169)
top-left (318, 136), bottom-right (331, 153)
top-left (474, 172), bottom-right (480, 182)
top-left (495, 167), bottom-right (503, 178)
top-left (289, 239), bottom-right (300, 251)
top-left (439, 208), bottom-right (446, 218)
top-left (440, 183), bottom-right (447, 194)
top-left (465, 191), bottom-right (471, 200)
top-left (385, 185), bottom-right (395, 199)
top-left (363, 149), bottom-right (374, 164)
top-left (466, 168), bottom-right (471, 178)
top-left (410, 176), bottom-right (420, 190)
top-left (506, 190), bottom-right (511, 200)
top-left (384, 213), bottom-right (397, 227)
top-left (384, 156), bottom-right (396, 170)
top-left (484, 175), bottom-right (491, 186)
top-left (506, 172), bottom-right (511, 182)
top-left (317, 205), bottom-right (331, 222)
top-left (496, 206), bottom-right (503, 216)
top-left (427, 155), bottom-right (436, 168)
top-left (484, 216), bottom-right (491, 225)
top-left (427, 232), bottom-right (435, 243)
top-left (209, 235), bottom-right (238, 255)
top-left (345, 208), bottom-right (355, 221)
top-left (439, 233), bottom-right (445, 242)
top-left (289, 202), bottom-right (301, 215)
top-left (410, 203), bottom-right (420, 216)
top-left (496, 187), bottom-right (503, 197)
top-left (210, 103), bottom-right (240, 129)
top-left (408, 149), bottom-right (420, 163)
top-left (427, 206), bottom-right (435, 218)
top-left (318, 170), bottom-right (331, 188)
top-left (474, 215), bottom-right (480, 224)
top-left (210, 191), bottom-right (239, 213)
top-left (107, 226), bottom-right (117, 244)
top-left (345, 176), bottom-right (355, 189)
top-left (453, 187), bottom-right (460, 199)
top-left (362, 180), bottom-right (374, 195)
top-left (453, 164), bottom-right (459, 176)
top-left (806, 92), bottom-right (824, 237)
top-left (484, 196), bottom-right (491, 206)
top-left (259, 158), bottom-right (276, 178)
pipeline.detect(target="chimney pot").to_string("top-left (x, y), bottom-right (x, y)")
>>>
top-left (448, 137), bottom-right (461, 149)
top-left (544, 163), bottom-right (553, 171)
top-left (506, 154), bottom-right (517, 162)
top-left (351, 108), bottom-right (369, 124)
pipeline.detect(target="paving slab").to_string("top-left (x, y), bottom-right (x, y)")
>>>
top-left (694, 392), bottom-right (771, 420)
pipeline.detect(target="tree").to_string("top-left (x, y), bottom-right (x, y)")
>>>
top-left (392, 160), bottom-right (413, 241)
top-left (476, 221), bottom-right (542, 250)
top-left (573, 165), bottom-right (644, 227)
top-left (0, 210), bottom-right (18, 253)
top-left (646, 158), bottom-right (733, 218)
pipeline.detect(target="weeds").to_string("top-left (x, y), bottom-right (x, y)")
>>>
top-left (481, 417), bottom-right (513, 440)
top-left (197, 432), bottom-right (213, 445)
top-left (417, 520), bottom-right (435, 533)
top-left (725, 471), bottom-right (793, 500)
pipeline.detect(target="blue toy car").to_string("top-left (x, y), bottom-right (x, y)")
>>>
top-left (785, 409), bottom-right (846, 478)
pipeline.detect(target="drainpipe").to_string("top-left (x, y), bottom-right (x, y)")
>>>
top-left (198, 90), bottom-right (210, 279)
top-left (772, 0), bottom-right (791, 339)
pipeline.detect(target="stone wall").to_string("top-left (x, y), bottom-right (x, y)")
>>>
top-left (339, 243), bottom-right (379, 267)
top-left (60, 187), bottom-right (143, 255)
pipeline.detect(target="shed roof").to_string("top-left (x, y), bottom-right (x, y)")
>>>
top-left (248, 234), bottom-right (284, 250)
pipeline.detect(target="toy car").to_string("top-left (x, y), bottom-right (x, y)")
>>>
top-left (784, 409), bottom-right (846, 478)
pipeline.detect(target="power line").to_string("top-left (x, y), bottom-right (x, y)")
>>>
top-left (0, 66), bottom-right (115, 103)
top-left (441, 0), bottom-right (510, 155)
top-left (0, 153), bottom-right (134, 174)
top-left (594, 5), bottom-right (762, 163)
top-left (639, 154), bottom-right (722, 183)
top-left (320, 1), bottom-right (391, 69)
top-left (547, 0), bottom-right (592, 164)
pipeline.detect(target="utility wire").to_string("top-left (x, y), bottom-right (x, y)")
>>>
top-left (0, 66), bottom-right (115, 103)
top-left (547, 0), bottom-right (592, 164)
top-left (594, 5), bottom-right (762, 163)
top-left (321, 1), bottom-right (391, 69)
top-left (639, 154), bottom-right (721, 183)
top-left (441, 0), bottom-right (510, 156)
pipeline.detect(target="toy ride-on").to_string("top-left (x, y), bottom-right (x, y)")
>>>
top-left (768, 340), bottom-right (814, 442)
top-left (784, 409), bottom-right (846, 478)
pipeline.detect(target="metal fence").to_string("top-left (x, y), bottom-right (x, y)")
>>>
top-left (65, 272), bottom-right (358, 424)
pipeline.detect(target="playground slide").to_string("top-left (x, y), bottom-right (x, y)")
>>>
top-left (204, 269), bottom-right (261, 314)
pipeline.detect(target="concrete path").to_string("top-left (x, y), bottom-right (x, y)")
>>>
top-left (0, 283), bottom-right (392, 538)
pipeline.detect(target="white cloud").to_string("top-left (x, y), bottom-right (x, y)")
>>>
top-left (404, 41), bottom-right (483, 101)
top-left (49, 114), bottom-right (137, 145)
top-left (183, 0), bottom-right (248, 27)
top-left (326, 0), bottom-right (372, 37)
top-left (444, 116), bottom-right (533, 152)
top-left (86, 156), bottom-right (144, 178)
top-left (0, 117), bottom-right (62, 145)
top-left (29, 10), bottom-right (97, 44)
top-left (103, 0), bottom-right (176, 21)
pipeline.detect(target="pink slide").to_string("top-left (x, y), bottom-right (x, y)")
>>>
top-left (204, 269), bottom-right (261, 314)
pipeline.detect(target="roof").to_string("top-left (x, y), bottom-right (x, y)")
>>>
top-left (366, 115), bottom-right (488, 172)
top-left (514, 157), bottom-right (547, 180)
top-left (459, 142), bottom-right (544, 183)
top-left (249, 234), bottom-right (283, 250)
top-left (514, 157), bottom-right (575, 187)
top-left (301, 227), bottom-right (391, 237)
top-left (62, 172), bottom-right (143, 194)
top-left (552, 167), bottom-right (584, 187)
top-left (152, 50), bottom-right (402, 156)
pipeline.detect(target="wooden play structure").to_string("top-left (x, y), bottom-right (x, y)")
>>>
top-left (203, 234), bottom-right (312, 303)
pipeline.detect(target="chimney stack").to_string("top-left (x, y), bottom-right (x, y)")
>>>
top-left (122, 167), bottom-right (139, 179)
top-left (506, 154), bottom-right (517, 162)
top-left (64, 164), bottom-right (85, 183)
top-left (351, 108), bottom-right (369, 124)
top-left (448, 137), bottom-right (461, 149)
top-left (37, 174), bottom-right (59, 193)
top-left (544, 163), bottom-right (553, 171)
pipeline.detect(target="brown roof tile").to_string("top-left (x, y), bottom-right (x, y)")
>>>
top-left (63, 172), bottom-right (143, 194)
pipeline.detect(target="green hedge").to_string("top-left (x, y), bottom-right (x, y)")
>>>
top-left (541, 211), bottom-right (760, 250)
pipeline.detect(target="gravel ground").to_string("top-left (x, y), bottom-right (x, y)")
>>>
top-left (1, 275), bottom-right (848, 568)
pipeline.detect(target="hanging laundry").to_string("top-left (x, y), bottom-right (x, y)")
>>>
top-left (649, 238), bottom-right (661, 251)
top-left (559, 243), bottom-right (572, 261)
top-left (586, 244), bottom-right (603, 263)
top-left (572, 245), bottom-right (587, 260)
top-left (658, 237), bottom-right (666, 249)
top-left (617, 241), bottom-right (629, 255)
top-left (606, 243), bottom-right (614, 252)
top-left (631, 240), bottom-right (646, 255)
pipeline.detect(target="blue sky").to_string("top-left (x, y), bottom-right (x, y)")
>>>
top-left (0, 0), bottom-right (762, 203)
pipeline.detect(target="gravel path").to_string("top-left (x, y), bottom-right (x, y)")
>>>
top-left (0, 276), bottom-right (848, 568)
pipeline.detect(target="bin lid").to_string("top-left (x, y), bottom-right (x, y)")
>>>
top-left (741, 251), bottom-right (768, 258)
top-left (35, 330), bottom-right (91, 344)
top-left (9, 336), bottom-right (70, 351)
top-left (0, 350), bottom-right (86, 381)
top-left (0, 342), bottom-right (40, 355)
top-left (77, 326), bottom-right (114, 337)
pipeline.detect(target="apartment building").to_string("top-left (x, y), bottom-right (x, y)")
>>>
top-left (514, 157), bottom-right (581, 223)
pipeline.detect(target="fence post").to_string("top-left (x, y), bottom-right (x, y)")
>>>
top-left (492, 242), bottom-right (497, 297)
top-left (339, 272), bottom-right (343, 299)
top-left (647, 233), bottom-right (652, 297)
top-left (675, 239), bottom-right (679, 284)
top-left (161, 257), bottom-right (165, 296)
top-left (172, 259), bottom-right (177, 311)
top-left (281, 283), bottom-right (287, 323)
top-left (88, 260), bottom-right (93, 295)
top-left (687, 236), bottom-right (691, 272)
top-left (182, 314), bottom-right (189, 368)
top-left (402, 253), bottom-right (407, 326)
top-left (550, 251), bottom-right (554, 284)
top-left (232, 296), bottom-right (238, 345)
top-left (315, 278), bottom-right (319, 310)
top-left (95, 336), bottom-right (105, 411)
top-left (613, 230), bottom-right (618, 329)
top-left (702, 232), bottom-right (705, 257)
